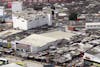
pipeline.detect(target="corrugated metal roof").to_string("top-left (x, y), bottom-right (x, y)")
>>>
top-left (18, 34), bottom-right (57, 47)
top-left (40, 31), bottom-right (76, 40)
top-left (0, 29), bottom-right (22, 38)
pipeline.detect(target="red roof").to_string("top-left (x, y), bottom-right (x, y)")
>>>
top-left (7, 2), bottom-right (12, 8)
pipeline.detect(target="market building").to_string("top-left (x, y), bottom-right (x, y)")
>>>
top-left (14, 34), bottom-right (57, 57)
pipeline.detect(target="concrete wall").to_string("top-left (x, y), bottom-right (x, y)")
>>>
top-left (13, 16), bottom-right (28, 30)
top-left (47, 14), bottom-right (52, 26)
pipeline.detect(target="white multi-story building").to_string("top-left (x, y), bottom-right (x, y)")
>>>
top-left (12, 9), bottom-right (52, 30)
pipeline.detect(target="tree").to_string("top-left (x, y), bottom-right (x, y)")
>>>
top-left (69, 12), bottom-right (78, 20)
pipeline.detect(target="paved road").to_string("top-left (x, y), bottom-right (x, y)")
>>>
top-left (3, 55), bottom-right (60, 67)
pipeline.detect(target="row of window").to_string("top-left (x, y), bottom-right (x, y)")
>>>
top-left (87, 25), bottom-right (100, 28)
top-left (16, 48), bottom-right (29, 52)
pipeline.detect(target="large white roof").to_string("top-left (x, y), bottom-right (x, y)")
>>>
top-left (0, 29), bottom-right (22, 38)
top-left (18, 34), bottom-right (57, 47)
top-left (0, 63), bottom-right (22, 67)
top-left (40, 31), bottom-right (76, 40)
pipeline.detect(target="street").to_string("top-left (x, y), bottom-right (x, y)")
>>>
top-left (3, 55), bottom-right (60, 67)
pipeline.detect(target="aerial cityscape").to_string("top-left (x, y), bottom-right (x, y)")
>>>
top-left (0, 0), bottom-right (100, 67)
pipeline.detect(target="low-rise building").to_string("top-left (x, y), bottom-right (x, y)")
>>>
top-left (85, 22), bottom-right (100, 30)
top-left (14, 31), bottom-right (76, 56)
top-left (15, 34), bottom-right (57, 54)
top-left (0, 29), bottom-right (22, 47)
top-left (0, 29), bottom-right (22, 39)
top-left (84, 46), bottom-right (100, 66)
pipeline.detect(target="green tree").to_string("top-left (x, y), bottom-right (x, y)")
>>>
top-left (69, 12), bottom-right (78, 20)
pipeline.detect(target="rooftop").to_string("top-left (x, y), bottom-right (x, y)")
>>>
top-left (12, 9), bottom-right (49, 21)
top-left (0, 29), bottom-right (22, 38)
top-left (0, 63), bottom-right (22, 67)
top-left (84, 44), bottom-right (100, 63)
top-left (86, 46), bottom-right (100, 56)
top-left (40, 31), bottom-right (76, 40)
top-left (18, 34), bottom-right (57, 47)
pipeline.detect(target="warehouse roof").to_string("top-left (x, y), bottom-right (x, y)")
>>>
top-left (40, 31), bottom-right (76, 40)
top-left (0, 29), bottom-right (22, 38)
top-left (0, 63), bottom-right (22, 67)
top-left (18, 34), bottom-right (57, 47)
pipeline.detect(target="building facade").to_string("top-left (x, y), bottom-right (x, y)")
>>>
top-left (12, 9), bottom-right (52, 30)
top-left (86, 22), bottom-right (100, 29)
